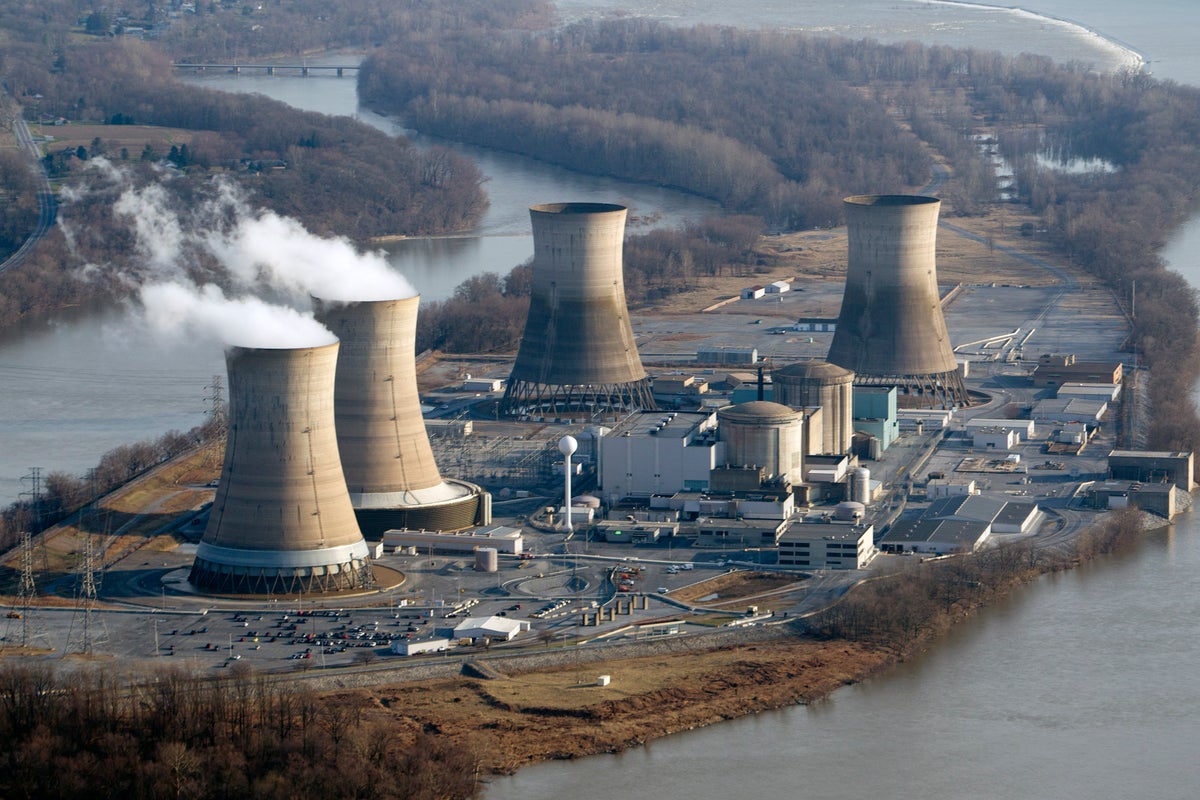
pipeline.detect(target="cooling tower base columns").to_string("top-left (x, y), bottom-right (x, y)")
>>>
top-left (189, 541), bottom-right (374, 595)
top-left (500, 378), bottom-right (655, 419)
top-left (854, 371), bottom-right (969, 410)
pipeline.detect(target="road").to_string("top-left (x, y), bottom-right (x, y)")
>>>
top-left (0, 104), bottom-right (57, 276)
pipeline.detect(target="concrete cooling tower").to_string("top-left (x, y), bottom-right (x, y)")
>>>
top-left (826, 194), bottom-right (969, 409)
top-left (190, 343), bottom-right (373, 594)
top-left (314, 296), bottom-right (489, 537)
top-left (499, 202), bottom-right (655, 417)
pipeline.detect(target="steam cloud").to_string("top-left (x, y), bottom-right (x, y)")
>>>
top-left (70, 160), bottom-right (416, 349)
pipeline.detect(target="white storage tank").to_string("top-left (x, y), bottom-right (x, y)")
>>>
top-left (474, 546), bottom-right (499, 573)
top-left (854, 467), bottom-right (871, 503)
top-left (835, 500), bottom-right (866, 521)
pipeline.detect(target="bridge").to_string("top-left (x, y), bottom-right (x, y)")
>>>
top-left (172, 63), bottom-right (360, 77)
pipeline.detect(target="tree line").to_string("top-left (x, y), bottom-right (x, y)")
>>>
top-left (803, 508), bottom-right (1147, 652)
top-left (0, 663), bottom-right (479, 800)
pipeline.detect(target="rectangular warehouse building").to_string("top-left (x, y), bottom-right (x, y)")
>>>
top-left (599, 411), bottom-right (721, 501)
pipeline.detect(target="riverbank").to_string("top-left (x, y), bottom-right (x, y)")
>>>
top-left (329, 509), bottom-right (1155, 778)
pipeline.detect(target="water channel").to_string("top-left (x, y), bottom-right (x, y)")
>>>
top-left (4, 5), bottom-right (1200, 794)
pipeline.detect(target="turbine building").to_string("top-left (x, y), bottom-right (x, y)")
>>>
top-left (499, 202), bottom-right (655, 417)
top-left (826, 194), bottom-right (969, 408)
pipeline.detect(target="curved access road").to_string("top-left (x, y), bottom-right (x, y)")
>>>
top-left (0, 112), bottom-right (56, 276)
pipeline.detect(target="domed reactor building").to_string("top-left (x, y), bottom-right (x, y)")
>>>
top-left (773, 360), bottom-right (855, 456)
top-left (499, 202), bottom-right (655, 418)
top-left (826, 194), bottom-right (970, 409)
top-left (314, 296), bottom-right (490, 538)
top-left (190, 343), bottom-right (374, 594)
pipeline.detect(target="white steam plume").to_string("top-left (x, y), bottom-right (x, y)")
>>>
top-left (139, 282), bottom-right (337, 349)
top-left (203, 210), bottom-right (415, 302)
top-left (66, 160), bottom-right (418, 349)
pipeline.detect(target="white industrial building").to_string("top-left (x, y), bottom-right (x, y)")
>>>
top-left (599, 411), bottom-right (720, 501)
top-left (765, 280), bottom-right (791, 294)
top-left (927, 478), bottom-right (978, 499)
top-left (778, 521), bottom-right (874, 569)
top-left (973, 427), bottom-right (1019, 450)
top-left (381, 525), bottom-right (524, 555)
top-left (1031, 397), bottom-right (1108, 425)
top-left (1057, 382), bottom-right (1122, 402)
top-left (392, 635), bottom-right (451, 656)
top-left (963, 418), bottom-right (1036, 440)
top-left (452, 616), bottom-right (530, 642)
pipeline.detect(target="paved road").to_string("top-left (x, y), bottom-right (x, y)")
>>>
top-left (0, 109), bottom-right (56, 276)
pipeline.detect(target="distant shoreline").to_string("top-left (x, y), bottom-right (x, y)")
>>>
top-left (922, 0), bottom-right (1148, 72)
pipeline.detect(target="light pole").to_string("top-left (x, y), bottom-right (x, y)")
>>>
top-left (558, 435), bottom-right (578, 535)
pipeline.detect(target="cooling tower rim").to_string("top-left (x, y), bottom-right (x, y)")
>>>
top-left (225, 340), bottom-right (340, 356)
top-left (843, 194), bottom-right (939, 207)
top-left (530, 201), bottom-right (627, 215)
top-left (350, 478), bottom-right (478, 510)
top-left (311, 293), bottom-right (420, 311)
top-left (195, 540), bottom-right (369, 569)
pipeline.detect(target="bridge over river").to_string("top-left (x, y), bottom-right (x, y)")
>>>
top-left (172, 63), bottom-right (359, 76)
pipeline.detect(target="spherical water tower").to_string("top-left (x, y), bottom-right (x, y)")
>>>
top-left (190, 343), bottom-right (373, 594)
top-left (499, 202), bottom-right (655, 417)
top-left (826, 195), bottom-right (969, 408)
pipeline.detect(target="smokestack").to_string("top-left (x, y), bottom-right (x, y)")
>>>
top-left (826, 195), bottom-right (969, 408)
top-left (499, 202), bottom-right (655, 417)
top-left (314, 296), bottom-right (488, 536)
top-left (190, 343), bottom-right (372, 594)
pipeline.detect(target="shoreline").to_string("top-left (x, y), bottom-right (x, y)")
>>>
top-left (925, 0), bottom-right (1148, 72)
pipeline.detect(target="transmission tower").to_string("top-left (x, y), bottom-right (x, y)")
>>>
top-left (19, 467), bottom-right (47, 570)
top-left (15, 529), bottom-right (35, 647)
top-left (65, 529), bottom-right (106, 656)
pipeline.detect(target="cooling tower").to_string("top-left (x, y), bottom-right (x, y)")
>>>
top-left (313, 296), bottom-right (489, 537)
top-left (826, 195), bottom-right (969, 409)
top-left (499, 202), bottom-right (655, 417)
top-left (773, 360), bottom-right (855, 455)
top-left (190, 343), bottom-right (373, 594)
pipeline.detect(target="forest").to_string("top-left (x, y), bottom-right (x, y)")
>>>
top-left (356, 15), bottom-right (1200, 449)
top-left (0, 663), bottom-right (479, 799)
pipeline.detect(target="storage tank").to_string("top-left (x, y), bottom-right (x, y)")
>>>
top-left (854, 466), bottom-right (871, 503)
top-left (500, 203), bottom-right (655, 417)
top-left (716, 401), bottom-right (804, 485)
top-left (826, 195), bottom-right (969, 408)
top-left (474, 547), bottom-right (499, 573)
top-left (190, 343), bottom-right (373, 594)
top-left (313, 296), bottom-right (488, 536)
top-left (835, 500), bottom-right (866, 521)
top-left (773, 360), bottom-right (854, 454)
